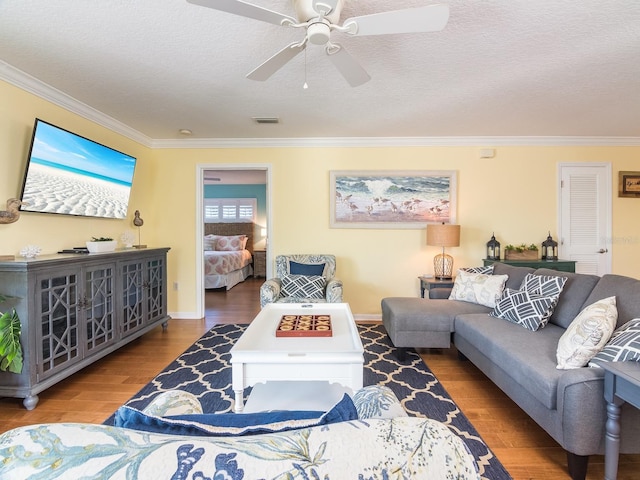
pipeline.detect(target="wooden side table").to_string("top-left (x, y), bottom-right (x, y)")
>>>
top-left (419, 276), bottom-right (455, 298)
top-left (600, 361), bottom-right (640, 480)
top-left (253, 249), bottom-right (266, 277)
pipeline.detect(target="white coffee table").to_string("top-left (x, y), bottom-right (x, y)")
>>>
top-left (231, 303), bottom-right (364, 412)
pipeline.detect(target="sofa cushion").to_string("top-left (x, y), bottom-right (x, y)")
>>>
top-left (556, 296), bottom-right (617, 369)
top-left (491, 262), bottom-right (535, 289)
top-left (590, 318), bottom-right (640, 365)
top-left (281, 274), bottom-right (326, 298)
top-left (583, 274), bottom-right (640, 328)
top-left (449, 270), bottom-right (508, 308)
top-left (114, 394), bottom-right (358, 437)
top-left (381, 297), bottom-right (490, 333)
top-left (534, 268), bottom-right (600, 329)
top-left (454, 313), bottom-right (565, 409)
top-left (490, 288), bottom-right (559, 331)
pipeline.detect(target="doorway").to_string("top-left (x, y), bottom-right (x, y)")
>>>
top-left (195, 164), bottom-right (272, 319)
top-left (558, 163), bottom-right (611, 275)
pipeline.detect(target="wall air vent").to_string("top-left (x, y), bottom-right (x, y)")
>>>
top-left (252, 117), bottom-right (280, 125)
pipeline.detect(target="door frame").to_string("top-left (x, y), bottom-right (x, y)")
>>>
top-left (194, 163), bottom-right (272, 319)
top-left (557, 162), bottom-right (612, 275)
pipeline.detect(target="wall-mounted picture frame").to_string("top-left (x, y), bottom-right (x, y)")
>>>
top-left (330, 170), bottom-right (457, 229)
top-left (619, 171), bottom-right (640, 198)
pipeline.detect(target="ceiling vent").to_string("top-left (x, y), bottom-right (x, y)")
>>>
top-left (252, 117), bottom-right (280, 125)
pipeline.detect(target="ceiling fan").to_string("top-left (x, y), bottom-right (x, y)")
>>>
top-left (186, 0), bottom-right (449, 87)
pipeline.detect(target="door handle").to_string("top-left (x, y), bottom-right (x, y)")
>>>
top-left (598, 248), bottom-right (608, 254)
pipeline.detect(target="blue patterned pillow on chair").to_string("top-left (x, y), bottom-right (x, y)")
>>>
top-left (281, 274), bottom-right (326, 298)
top-left (289, 261), bottom-right (325, 276)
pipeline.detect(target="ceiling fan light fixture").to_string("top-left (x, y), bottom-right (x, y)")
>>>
top-left (307, 21), bottom-right (331, 45)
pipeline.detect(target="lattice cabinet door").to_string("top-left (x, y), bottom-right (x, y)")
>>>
top-left (35, 267), bottom-right (80, 381)
top-left (83, 263), bottom-right (117, 355)
top-left (146, 255), bottom-right (167, 324)
top-left (120, 258), bottom-right (146, 337)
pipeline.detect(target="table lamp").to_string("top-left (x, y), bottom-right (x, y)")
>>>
top-left (427, 223), bottom-right (461, 279)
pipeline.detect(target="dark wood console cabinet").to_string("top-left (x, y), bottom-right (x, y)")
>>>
top-left (483, 258), bottom-right (577, 273)
top-left (0, 247), bottom-right (170, 409)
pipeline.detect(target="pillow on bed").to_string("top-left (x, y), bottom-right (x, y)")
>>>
top-left (216, 235), bottom-right (248, 251)
top-left (203, 234), bottom-right (220, 251)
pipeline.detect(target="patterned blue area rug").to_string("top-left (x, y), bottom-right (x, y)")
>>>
top-left (105, 323), bottom-right (511, 480)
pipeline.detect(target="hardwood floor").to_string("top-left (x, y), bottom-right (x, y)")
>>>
top-left (1, 277), bottom-right (638, 479)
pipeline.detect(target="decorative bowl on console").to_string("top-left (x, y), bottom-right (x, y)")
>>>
top-left (86, 238), bottom-right (117, 253)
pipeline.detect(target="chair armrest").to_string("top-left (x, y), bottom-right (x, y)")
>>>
top-left (260, 278), bottom-right (282, 307)
top-left (326, 279), bottom-right (343, 303)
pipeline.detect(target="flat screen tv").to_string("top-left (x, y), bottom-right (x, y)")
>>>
top-left (19, 118), bottom-right (137, 219)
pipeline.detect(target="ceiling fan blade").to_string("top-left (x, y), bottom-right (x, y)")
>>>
top-left (246, 42), bottom-right (306, 81)
top-left (326, 44), bottom-right (370, 87)
top-left (343, 4), bottom-right (449, 36)
top-left (186, 0), bottom-right (296, 26)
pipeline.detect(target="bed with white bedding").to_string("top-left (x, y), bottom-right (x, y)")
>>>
top-left (204, 223), bottom-right (254, 290)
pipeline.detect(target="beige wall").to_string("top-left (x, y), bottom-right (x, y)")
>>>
top-left (2, 80), bottom-right (640, 318)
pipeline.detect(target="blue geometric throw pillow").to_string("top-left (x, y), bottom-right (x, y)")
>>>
top-left (590, 319), bottom-right (640, 365)
top-left (490, 288), bottom-right (558, 331)
top-left (281, 274), bottom-right (326, 299)
top-left (520, 273), bottom-right (567, 298)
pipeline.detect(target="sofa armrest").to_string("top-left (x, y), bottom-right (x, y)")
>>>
top-left (326, 279), bottom-right (343, 303)
top-left (429, 287), bottom-right (452, 299)
top-left (260, 278), bottom-right (282, 307)
top-left (556, 367), bottom-right (607, 454)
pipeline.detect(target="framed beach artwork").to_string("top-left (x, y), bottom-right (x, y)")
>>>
top-left (330, 170), bottom-right (457, 229)
top-left (618, 171), bottom-right (640, 198)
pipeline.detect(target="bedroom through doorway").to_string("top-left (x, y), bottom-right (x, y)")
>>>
top-left (196, 165), bottom-right (271, 320)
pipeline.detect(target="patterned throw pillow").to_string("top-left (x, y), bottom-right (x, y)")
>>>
top-left (203, 234), bottom-right (220, 251)
top-left (520, 273), bottom-right (567, 298)
top-left (281, 274), bottom-right (326, 299)
top-left (216, 235), bottom-right (248, 251)
top-left (448, 270), bottom-right (508, 308)
top-left (490, 288), bottom-right (558, 331)
top-left (459, 265), bottom-right (494, 275)
top-left (590, 318), bottom-right (640, 366)
top-left (556, 296), bottom-right (617, 369)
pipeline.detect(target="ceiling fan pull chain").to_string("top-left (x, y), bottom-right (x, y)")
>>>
top-left (303, 48), bottom-right (309, 90)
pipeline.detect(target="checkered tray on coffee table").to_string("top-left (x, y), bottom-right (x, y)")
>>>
top-left (276, 314), bottom-right (332, 337)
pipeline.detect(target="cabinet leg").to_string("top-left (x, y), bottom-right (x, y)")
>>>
top-left (161, 321), bottom-right (169, 332)
top-left (23, 394), bottom-right (39, 410)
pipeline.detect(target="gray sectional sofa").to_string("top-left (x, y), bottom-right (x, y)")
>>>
top-left (381, 262), bottom-right (640, 480)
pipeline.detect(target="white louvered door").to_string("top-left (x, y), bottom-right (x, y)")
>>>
top-left (559, 163), bottom-right (611, 275)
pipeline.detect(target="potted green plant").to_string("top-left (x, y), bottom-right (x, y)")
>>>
top-left (504, 243), bottom-right (538, 260)
top-left (86, 236), bottom-right (117, 253)
top-left (0, 293), bottom-right (22, 374)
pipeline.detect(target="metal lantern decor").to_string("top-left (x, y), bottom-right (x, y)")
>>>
top-left (486, 233), bottom-right (501, 261)
top-left (541, 232), bottom-right (558, 260)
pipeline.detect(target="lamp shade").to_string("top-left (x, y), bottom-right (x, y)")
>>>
top-left (427, 223), bottom-right (460, 247)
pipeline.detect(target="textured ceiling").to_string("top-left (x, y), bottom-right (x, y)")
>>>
top-left (1, 0), bottom-right (639, 142)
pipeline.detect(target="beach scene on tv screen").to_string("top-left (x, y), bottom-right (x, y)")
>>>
top-left (21, 121), bottom-right (136, 219)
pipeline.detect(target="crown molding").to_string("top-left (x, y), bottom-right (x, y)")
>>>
top-left (151, 136), bottom-right (640, 148)
top-left (3, 61), bottom-right (640, 149)
top-left (0, 61), bottom-right (153, 147)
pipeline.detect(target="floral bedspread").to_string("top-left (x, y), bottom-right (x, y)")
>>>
top-left (204, 249), bottom-right (252, 276)
top-left (0, 417), bottom-right (479, 479)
